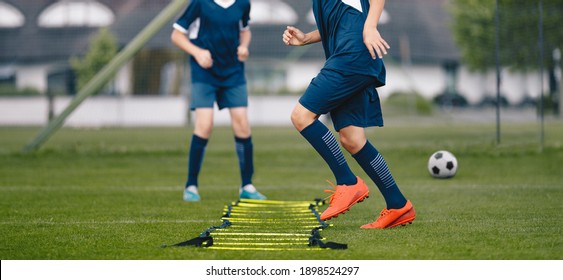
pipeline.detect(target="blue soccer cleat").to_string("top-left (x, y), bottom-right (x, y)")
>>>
top-left (183, 185), bottom-right (201, 202)
top-left (239, 184), bottom-right (267, 200)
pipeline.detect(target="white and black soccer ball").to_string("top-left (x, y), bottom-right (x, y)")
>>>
top-left (427, 150), bottom-right (458, 178)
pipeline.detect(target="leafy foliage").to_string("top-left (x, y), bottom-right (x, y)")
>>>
top-left (450, 0), bottom-right (563, 72)
top-left (0, 85), bottom-right (41, 96)
top-left (70, 28), bottom-right (118, 91)
top-left (385, 91), bottom-right (434, 115)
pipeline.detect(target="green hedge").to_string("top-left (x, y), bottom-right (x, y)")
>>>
top-left (0, 84), bottom-right (41, 97)
top-left (384, 91), bottom-right (434, 115)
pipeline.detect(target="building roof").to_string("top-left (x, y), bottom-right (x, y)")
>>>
top-left (0, 0), bottom-right (459, 65)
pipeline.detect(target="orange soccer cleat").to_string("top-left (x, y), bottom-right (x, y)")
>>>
top-left (361, 200), bottom-right (416, 229)
top-left (320, 176), bottom-right (370, 221)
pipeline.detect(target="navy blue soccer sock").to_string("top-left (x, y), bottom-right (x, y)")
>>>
top-left (300, 120), bottom-right (357, 186)
top-left (235, 136), bottom-right (254, 187)
top-left (185, 134), bottom-right (208, 188)
top-left (352, 141), bottom-right (407, 209)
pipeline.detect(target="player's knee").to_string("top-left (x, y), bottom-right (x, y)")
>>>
top-left (194, 124), bottom-right (213, 138)
top-left (339, 138), bottom-right (356, 153)
top-left (340, 135), bottom-right (364, 154)
top-left (290, 109), bottom-right (304, 130)
top-left (291, 106), bottom-right (316, 131)
top-left (233, 123), bottom-right (251, 138)
top-left (232, 117), bottom-right (248, 130)
top-left (194, 129), bottom-right (212, 139)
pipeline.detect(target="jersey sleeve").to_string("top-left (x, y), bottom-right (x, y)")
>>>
top-left (239, 1), bottom-right (251, 31)
top-left (173, 0), bottom-right (201, 34)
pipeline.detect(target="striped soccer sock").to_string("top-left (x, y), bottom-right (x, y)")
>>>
top-left (235, 136), bottom-right (254, 187)
top-left (185, 134), bottom-right (208, 188)
top-left (353, 141), bottom-right (407, 209)
top-left (300, 120), bottom-right (357, 186)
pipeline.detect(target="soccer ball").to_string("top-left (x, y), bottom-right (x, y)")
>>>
top-left (427, 150), bottom-right (458, 178)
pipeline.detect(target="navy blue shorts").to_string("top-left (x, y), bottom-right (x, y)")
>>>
top-left (190, 83), bottom-right (248, 110)
top-left (299, 68), bottom-right (384, 131)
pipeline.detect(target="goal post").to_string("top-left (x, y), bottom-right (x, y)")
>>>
top-left (23, 0), bottom-right (189, 153)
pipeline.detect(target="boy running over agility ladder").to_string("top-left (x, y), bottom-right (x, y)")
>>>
top-left (282, 0), bottom-right (415, 228)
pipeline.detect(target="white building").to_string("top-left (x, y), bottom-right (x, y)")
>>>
top-left (0, 0), bottom-right (553, 127)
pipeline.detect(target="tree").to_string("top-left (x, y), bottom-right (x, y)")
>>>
top-left (70, 28), bottom-right (118, 92)
top-left (450, 0), bottom-right (563, 72)
top-left (451, 0), bottom-right (563, 114)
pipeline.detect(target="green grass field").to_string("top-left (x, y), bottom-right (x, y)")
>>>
top-left (0, 120), bottom-right (562, 260)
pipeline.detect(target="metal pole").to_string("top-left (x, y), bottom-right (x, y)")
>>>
top-left (23, 0), bottom-right (189, 153)
top-left (557, 48), bottom-right (563, 118)
top-left (538, 0), bottom-right (545, 152)
top-left (495, 0), bottom-right (501, 145)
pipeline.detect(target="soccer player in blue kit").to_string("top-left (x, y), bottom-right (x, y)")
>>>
top-left (283, 0), bottom-right (415, 228)
top-left (172, 0), bottom-right (266, 202)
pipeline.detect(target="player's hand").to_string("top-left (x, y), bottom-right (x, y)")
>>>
top-left (363, 27), bottom-right (390, 59)
top-left (237, 46), bottom-right (249, 62)
top-left (283, 26), bottom-right (307, 46)
top-left (194, 48), bottom-right (213, 69)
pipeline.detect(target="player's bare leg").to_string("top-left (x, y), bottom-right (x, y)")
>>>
top-left (338, 125), bottom-right (367, 155)
top-left (229, 107), bottom-right (266, 200)
top-left (193, 108), bottom-right (215, 139)
top-left (290, 103), bottom-right (318, 132)
top-left (183, 108), bottom-right (214, 202)
top-left (229, 107), bottom-right (251, 138)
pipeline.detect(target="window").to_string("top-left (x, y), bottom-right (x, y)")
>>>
top-left (38, 0), bottom-right (115, 28)
top-left (250, 0), bottom-right (297, 25)
top-left (0, 1), bottom-right (25, 28)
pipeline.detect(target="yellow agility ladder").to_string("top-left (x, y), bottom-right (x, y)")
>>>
top-left (165, 199), bottom-right (347, 251)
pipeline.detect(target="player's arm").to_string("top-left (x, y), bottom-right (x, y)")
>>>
top-left (238, 29), bottom-right (251, 62)
top-left (282, 26), bottom-right (321, 46)
top-left (363, 0), bottom-right (390, 59)
top-left (171, 28), bottom-right (213, 68)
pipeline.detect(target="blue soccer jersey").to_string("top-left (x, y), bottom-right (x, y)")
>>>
top-left (174, 0), bottom-right (250, 87)
top-left (312, 0), bottom-right (386, 87)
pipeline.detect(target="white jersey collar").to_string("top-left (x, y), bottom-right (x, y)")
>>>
top-left (214, 0), bottom-right (236, 9)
